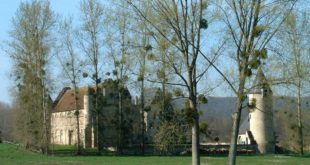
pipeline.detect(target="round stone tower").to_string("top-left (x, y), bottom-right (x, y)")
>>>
top-left (248, 68), bottom-right (275, 154)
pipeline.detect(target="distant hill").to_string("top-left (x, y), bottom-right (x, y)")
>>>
top-left (171, 96), bottom-right (310, 143)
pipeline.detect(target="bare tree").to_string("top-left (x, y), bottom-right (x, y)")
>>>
top-left (78, 0), bottom-right (105, 153)
top-left (270, 10), bottom-right (310, 155)
top-left (214, 1), bottom-right (297, 164)
top-left (121, 1), bottom-right (153, 155)
top-left (0, 102), bottom-right (12, 141)
top-left (127, 1), bottom-right (209, 164)
top-left (57, 17), bottom-right (84, 155)
top-left (104, 0), bottom-right (133, 153)
top-left (135, 28), bottom-right (150, 155)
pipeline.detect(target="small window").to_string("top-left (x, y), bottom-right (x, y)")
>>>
top-left (263, 89), bottom-right (269, 96)
top-left (102, 88), bottom-right (106, 96)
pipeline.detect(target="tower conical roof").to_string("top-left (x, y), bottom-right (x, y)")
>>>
top-left (250, 67), bottom-right (272, 94)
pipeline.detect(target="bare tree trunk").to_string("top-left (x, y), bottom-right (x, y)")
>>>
top-left (93, 58), bottom-right (101, 154)
top-left (40, 45), bottom-right (49, 155)
top-left (192, 111), bottom-right (200, 165)
top-left (138, 27), bottom-right (148, 156)
top-left (118, 89), bottom-right (123, 154)
top-left (95, 79), bottom-right (100, 154)
top-left (228, 75), bottom-right (245, 165)
top-left (140, 78), bottom-right (145, 155)
top-left (228, 98), bottom-right (243, 165)
top-left (42, 84), bottom-right (49, 155)
top-left (117, 19), bottom-right (126, 153)
top-left (189, 72), bottom-right (199, 165)
top-left (297, 81), bottom-right (304, 155)
top-left (73, 84), bottom-right (81, 155)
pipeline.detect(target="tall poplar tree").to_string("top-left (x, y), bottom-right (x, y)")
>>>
top-left (78, 0), bottom-right (105, 153)
top-left (57, 18), bottom-right (83, 155)
top-left (105, 0), bottom-right (133, 153)
top-left (7, 0), bottom-right (55, 154)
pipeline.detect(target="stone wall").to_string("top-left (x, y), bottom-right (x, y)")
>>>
top-left (50, 109), bottom-right (86, 146)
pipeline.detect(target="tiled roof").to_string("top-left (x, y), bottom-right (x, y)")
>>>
top-left (53, 87), bottom-right (89, 112)
top-left (52, 79), bottom-right (132, 113)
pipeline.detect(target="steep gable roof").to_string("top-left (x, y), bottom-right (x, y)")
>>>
top-left (53, 87), bottom-right (89, 112)
top-left (143, 88), bottom-right (161, 107)
top-left (53, 79), bottom-right (133, 113)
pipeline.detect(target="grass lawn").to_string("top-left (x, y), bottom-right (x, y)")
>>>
top-left (0, 143), bottom-right (309, 165)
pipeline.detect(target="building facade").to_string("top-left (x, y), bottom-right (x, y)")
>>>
top-left (51, 87), bottom-right (92, 147)
top-left (50, 79), bottom-right (138, 148)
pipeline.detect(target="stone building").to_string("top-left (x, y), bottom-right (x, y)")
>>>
top-left (51, 87), bottom-right (90, 147)
top-left (238, 68), bottom-right (275, 153)
top-left (50, 79), bottom-right (139, 148)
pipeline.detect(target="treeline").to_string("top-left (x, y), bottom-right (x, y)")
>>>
top-left (3, 1), bottom-right (309, 165)
top-left (0, 102), bottom-right (12, 142)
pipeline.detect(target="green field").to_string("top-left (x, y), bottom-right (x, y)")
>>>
top-left (0, 144), bottom-right (309, 165)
